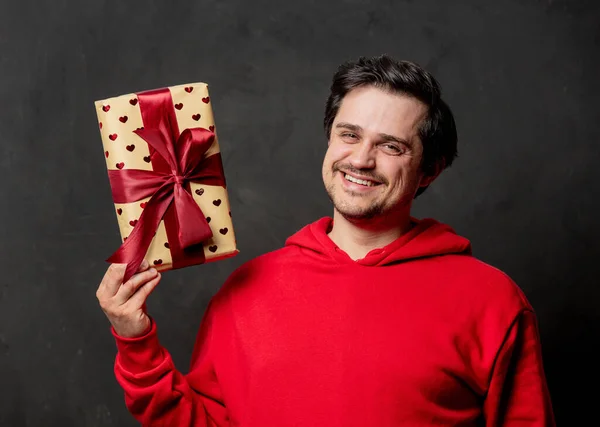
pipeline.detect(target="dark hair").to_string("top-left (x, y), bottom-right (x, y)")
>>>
top-left (324, 55), bottom-right (458, 198)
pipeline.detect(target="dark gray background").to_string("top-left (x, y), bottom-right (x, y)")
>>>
top-left (1, 0), bottom-right (598, 425)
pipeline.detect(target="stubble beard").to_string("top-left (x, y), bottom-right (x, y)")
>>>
top-left (325, 180), bottom-right (386, 221)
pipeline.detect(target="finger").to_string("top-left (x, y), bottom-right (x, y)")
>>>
top-left (97, 263), bottom-right (126, 298)
top-left (137, 259), bottom-right (150, 273)
top-left (126, 273), bottom-right (161, 309)
top-left (98, 260), bottom-right (148, 299)
top-left (114, 268), bottom-right (158, 305)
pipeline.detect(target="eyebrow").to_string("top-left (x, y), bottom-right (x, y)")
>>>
top-left (335, 122), bottom-right (412, 147)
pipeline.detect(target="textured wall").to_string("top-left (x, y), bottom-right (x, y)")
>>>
top-left (0, 0), bottom-right (598, 425)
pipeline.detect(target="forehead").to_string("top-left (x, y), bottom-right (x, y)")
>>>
top-left (334, 86), bottom-right (428, 139)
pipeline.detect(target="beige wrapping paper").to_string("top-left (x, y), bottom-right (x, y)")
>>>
top-left (94, 83), bottom-right (238, 272)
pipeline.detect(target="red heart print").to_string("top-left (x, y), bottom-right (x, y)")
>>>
top-left (140, 202), bottom-right (147, 208)
top-left (116, 162), bottom-right (125, 169)
top-left (124, 236), bottom-right (128, 241)
top-left (129, 219), bottom-right (138, 227)
top-left (136, 126), bottom-right (144, 131)
top-left (117, 208), bottom-right (122, 215)
top-left (195, 188), bottom-right (204, 196)
top-left (185, 87), bottom-right (193, 93)
top-left (102, 105), bottom-right (110, 112)
top-left (229, 211), bottom-right (231, 217)
top-left (174, 103), bottom-right (183, 110)
top-left (126, 144), bottom-right (135, 152)
top-left (143, 156), bottom-right (151, 163)
top-left (164, 242), bottom-right (170, 248)
top-left (202, 97), bottom-right (210, 104)
top-left (105, 151), bottom-right (109, 158)
top-left (119, 116), bottom-right (128, 123)
top-left (213, 199), bottom-right (221, 206)
top-left (219, 228), bottom-right (228, 235)
top-left (192, 114), bottom-right (201, 121)
top-left (209, 245), bottom-right (218, 253)
top-left (153, 259), bottom-right (163, 265)
top-left (99, 122), bottom-right (103, 129)
top-left (109, 134), bottom-right (118, 141)
top-left (206, 217), bottom-right (211, 223)
top-left (129, 98), bottom-right (138, 106)
top-left (209, 125), bottom-right (215, 132)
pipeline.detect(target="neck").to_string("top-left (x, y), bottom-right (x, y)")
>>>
top-left (327, 209), bottom-right (415, 261)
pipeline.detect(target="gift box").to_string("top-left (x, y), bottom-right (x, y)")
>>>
top-left (95, 82), bottom-right (238, 282)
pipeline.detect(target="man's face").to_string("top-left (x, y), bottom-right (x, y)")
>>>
top-left (322, 85), bottom-right (432, 222)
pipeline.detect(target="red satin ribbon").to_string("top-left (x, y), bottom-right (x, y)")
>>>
top-left (106, 88), bottom-right (226, 283)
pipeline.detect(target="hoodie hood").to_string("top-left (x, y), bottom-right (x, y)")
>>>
top-left (285, 217), bottom-right (472, 266)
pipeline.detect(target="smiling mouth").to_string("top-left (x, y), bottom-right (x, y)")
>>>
top-left (343, 173), bottom-right (381, 187)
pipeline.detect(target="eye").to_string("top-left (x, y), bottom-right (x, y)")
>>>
top-left (341, 132), bottom-right (358, 140)
top-left (380, 143), bottom-right (404, 154)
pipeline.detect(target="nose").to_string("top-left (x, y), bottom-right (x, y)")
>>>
top-left (348, 140), bottom-right (376, 169)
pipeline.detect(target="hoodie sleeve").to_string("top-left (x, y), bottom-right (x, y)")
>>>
top-left (483, 310), bottom-right (555, 426)
top-left (112, 299), bottom-right (229, 427)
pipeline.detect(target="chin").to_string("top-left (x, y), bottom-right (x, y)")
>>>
top-left (339, 211), bottom-right (379, 222)
top-left (327, 182), bottom-right (389, 220)
top-left (334, 201), bottom-right (384, 221)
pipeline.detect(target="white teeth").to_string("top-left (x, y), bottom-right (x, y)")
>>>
top-left (345, 173), bottom-right (375, 187)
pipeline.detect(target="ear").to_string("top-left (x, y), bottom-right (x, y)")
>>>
top-left (418, 159), bottom-right (445, 188)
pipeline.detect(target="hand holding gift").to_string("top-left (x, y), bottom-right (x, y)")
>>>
top-left (96, 260), bottom-right (161, 338)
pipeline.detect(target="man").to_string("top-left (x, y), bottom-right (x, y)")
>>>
top-left (97, 55), bottom-right (555, 426)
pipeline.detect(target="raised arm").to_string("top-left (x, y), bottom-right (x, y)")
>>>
top-left (96, 261), bottom-right (229, 426)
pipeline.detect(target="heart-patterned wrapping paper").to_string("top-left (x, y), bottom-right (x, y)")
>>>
top-left (95, 83), bottom-right (238, 273)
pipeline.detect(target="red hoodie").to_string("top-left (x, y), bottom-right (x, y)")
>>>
top-left (112, 217), bottom-right (555, 426)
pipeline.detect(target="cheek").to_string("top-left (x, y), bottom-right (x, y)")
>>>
top-left (386, 165), bottom-right (420, 190)
top-left (400, 169), bottom-right (424, 191)
top-left (327, 139), bottom-right (352, 158)
top-left (322, 152), bottom-right (335, 181)
top-left (322, 150), bottom-right (332, 172)
top-left (323, 145), bottom-right (343, 171)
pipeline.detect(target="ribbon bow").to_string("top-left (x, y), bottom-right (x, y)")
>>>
top-left (106, 88), bottom-right (225, 283)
